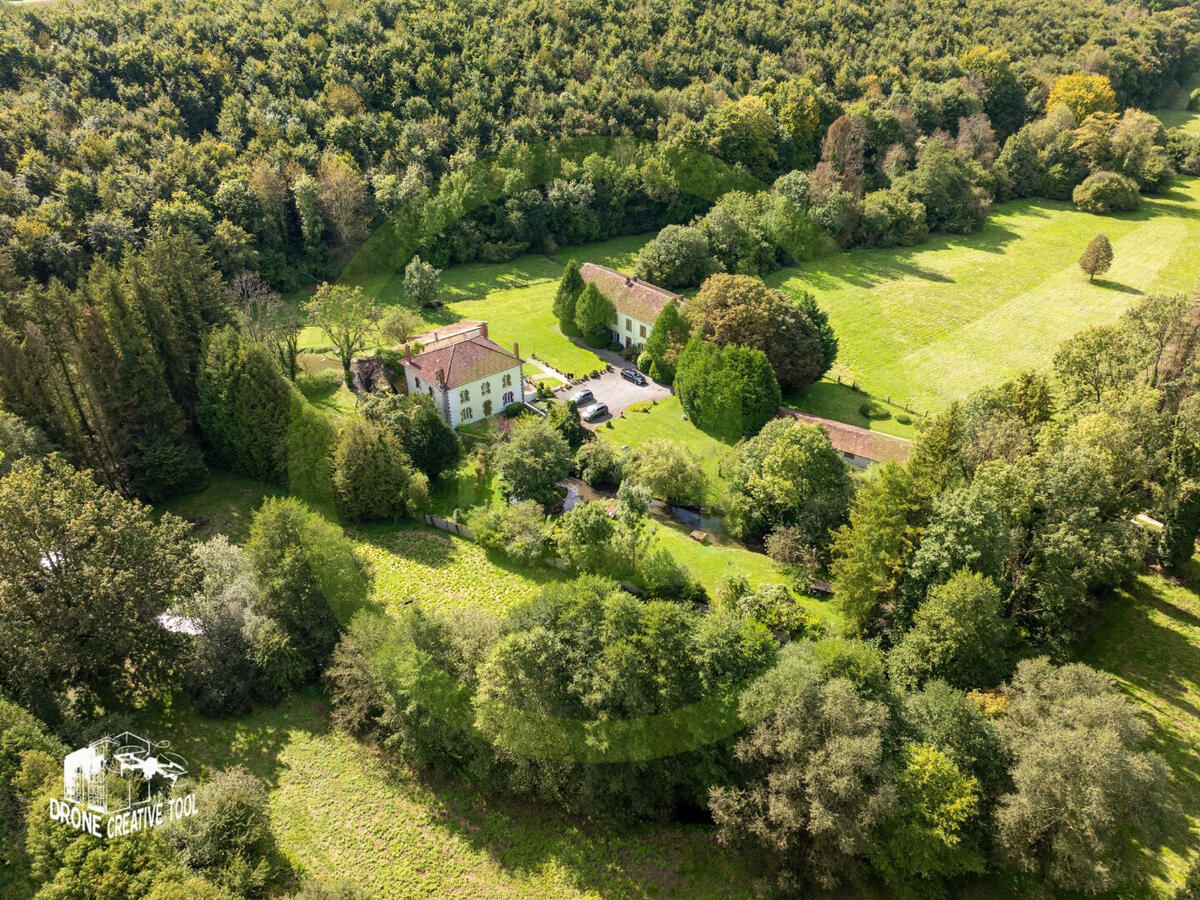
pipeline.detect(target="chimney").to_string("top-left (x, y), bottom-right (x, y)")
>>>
top-left (436, 367), bottom-right (446, 388)
top-left (480, 322), bottom-right (488, 339)
top-left (405, 344), bottom-right (413, 362)
top-left (624, 277), bottom-right (632, 287)
top-left (513, 342), bottom-right (520, 360)
top-left (631, 275), bottom-right (638, 283)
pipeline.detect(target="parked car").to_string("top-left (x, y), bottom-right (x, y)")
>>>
top-left (621, 368), bottom-right (647, 385)
top-left (581, 402), bottom-right (609, 422)
top-left (570, 388), bottom-right (595, 406)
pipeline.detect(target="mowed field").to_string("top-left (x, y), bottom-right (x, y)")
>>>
top-left (152, 690), bottom-right (753, 899)
top-left (769, 176), bottom-right (1200, 412)
top-left (1081, 561), bottom-right (1200, 893)
top-left (296, 173), bottom-right (1200, 424)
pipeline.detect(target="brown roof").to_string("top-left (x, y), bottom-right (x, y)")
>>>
top-left (402, 335), bottom-right (521, 390)
top-left (778, 408), bottom-right (911, 464)
top-left (579, 263), bottom-right (679, 324)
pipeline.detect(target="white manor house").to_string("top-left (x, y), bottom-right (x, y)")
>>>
top-left (400, 321), bottom-right (524, 428)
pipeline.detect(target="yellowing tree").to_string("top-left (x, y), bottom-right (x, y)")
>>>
top-left (1047, 73), bottom-right (1117, 121)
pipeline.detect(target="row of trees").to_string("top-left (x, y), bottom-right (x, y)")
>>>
top-left (328, 568), bottom-right (1167, 895)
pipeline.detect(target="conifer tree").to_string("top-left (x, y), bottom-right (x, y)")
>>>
top-left (552, 260), bottom-right (584, 333)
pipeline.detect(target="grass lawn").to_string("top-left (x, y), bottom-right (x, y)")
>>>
top-left (1156, 73), bottom-right (1200, 135)
top-left (785, 379), bottom-right (917, 439)
top-left (652, 520), bottom-right (841, 629)
top-left (767, 176), bottom-right (1200, 412)
top-left (1079, 562), bottom-right (1200, 895)
top-left (150, 690), bottom-right (753, 899)
top-left (290, 233), bottom-right (658, 376)
top-left (353, 522), bottom-right (567, 617)
top-left (600, 395), bottom-right (735, 499)
top-left (158, 472), bottom-right (284, 542)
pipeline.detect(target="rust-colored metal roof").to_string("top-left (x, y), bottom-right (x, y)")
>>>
top-left (778, 408), bottom-right (911, 464)
top-left (579, 263), bottom-right (679, 324)
top-left (402, 335), bottom-right (521, 389)
top-left (407, 320), bottom-right (486, 352)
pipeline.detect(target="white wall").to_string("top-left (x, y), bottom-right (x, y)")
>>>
top-left (611, 312), bottom-right (654, 349)
top-left (408, 364), bottom-right (523, 428)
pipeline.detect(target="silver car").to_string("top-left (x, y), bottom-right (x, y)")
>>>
top-left (581, 402), bottom-right (609, 422)
top-left (571, 388), bottom-right (595, 406)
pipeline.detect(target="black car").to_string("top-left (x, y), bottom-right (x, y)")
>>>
top-left (621, 368), bottom-right (647, 385)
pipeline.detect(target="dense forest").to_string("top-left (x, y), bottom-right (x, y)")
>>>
top-left (0, 0), bottom-right (1196, 287)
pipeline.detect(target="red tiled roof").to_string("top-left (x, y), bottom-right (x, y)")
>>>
top-left (579, 263), bottom-right (679, 324)
top-left (402, 335), bottom-right (521, 389)
top-left (778, 408), bottom-right (911, 464)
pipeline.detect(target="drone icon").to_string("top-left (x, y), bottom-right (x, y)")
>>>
top-left (114, 748), bottom-right (187, 786)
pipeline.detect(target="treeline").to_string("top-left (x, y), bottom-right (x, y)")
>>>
top-left (634, 85), bottom-right (1200, 289)
top-left (0, 0), bottom-right (1196, 291)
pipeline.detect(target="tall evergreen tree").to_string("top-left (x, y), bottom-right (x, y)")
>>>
top-left (84, 264), bottom-right (206, 501)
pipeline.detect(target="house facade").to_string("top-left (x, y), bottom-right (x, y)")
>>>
top-left (579, 263), bottom-right (679, 351)
top-left (400, 322), bottom-right (524, 428)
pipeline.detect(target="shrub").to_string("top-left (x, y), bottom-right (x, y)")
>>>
top-left (574, 283), bottom-right (615, 346)
top-left (331, 419), bottom-right (421, 522)
top-left (725, 418), bottom-right (853, 546)
top-left (246, 497), bottom-right (365, 685)
top-left (888, 570), bottom-right (1015, 691)
top-left (716, 575), bottom-right (822, 639)
top-left (896, 414), bottom-right (913, 425)
top-left (492, 417), bottom-right (572, 505)
top-left (1190, 88), bottom-right (1200, 112)
top-left (1072, 170), bottom-right (1140, 214)
top-left (575, 439), bottom-right (623, 487)
top-left (633, 224), bottom-right (715, 290)
top-left (470, 500), bottom-right (551, 566)
top-left (545, 400), bottom-right (584, 449)
top-left (688, 274), bottom-right (836, 393)
top-left (623, 439), bottom-right (706, 506)
top-left (858, 400), bottom-right (890, 420)
top-left (187, 537), bottom-right (277, 716)
top-left (359, 392), bottom-right (460, 479)
top-left (163, 767), bottom-right (276, 894)
top-left (504, 401), bottom-right (526, 418)
top-left (552, 260), bottom-right (584, 332)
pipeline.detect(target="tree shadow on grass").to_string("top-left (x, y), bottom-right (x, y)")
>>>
top-left (1079, 573), bottom-right (1200, 884)
top-left (140, 687), bottom-right (332, 792)
top-left (396, 762), bottom-right (753, 898)
top-left (1091, 278), bottom-right (1144, 295)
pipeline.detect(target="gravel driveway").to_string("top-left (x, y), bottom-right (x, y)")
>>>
top-left (568, 368), bottom-right (672, 427)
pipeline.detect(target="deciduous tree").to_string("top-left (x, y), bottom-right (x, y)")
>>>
top-left (1078, 233), bottom-right (1113, 281)
top-left (304, 283), bottom-right (381, 388)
